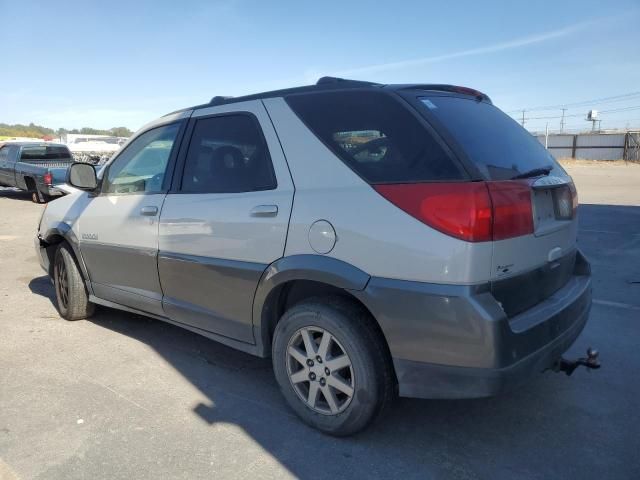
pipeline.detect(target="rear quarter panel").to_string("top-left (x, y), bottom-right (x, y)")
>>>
top-left (263, 97), bottom-right (492, 285)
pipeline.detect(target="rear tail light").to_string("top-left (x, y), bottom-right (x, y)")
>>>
top-left (486, 181), bottom-right (534, 240)
top-left (43, 172), bottom-right (53, 186)
top-left (568, 181), bottom-right (578, 216)
top-left (374, 181), bottom-right (534, 242)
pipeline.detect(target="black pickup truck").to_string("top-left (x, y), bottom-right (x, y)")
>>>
top-left (0, 142), bottom-right (74, 203)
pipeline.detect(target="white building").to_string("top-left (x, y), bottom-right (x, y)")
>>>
top-left (62, 134), bottom-right (128, 154)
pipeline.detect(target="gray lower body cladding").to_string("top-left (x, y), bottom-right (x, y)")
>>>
top-left (158, 252), bottom-right (266, 344)
top-left (36, 231), bottom-right (592, 400)
top-left (354, 250), bottom-right (592, 399)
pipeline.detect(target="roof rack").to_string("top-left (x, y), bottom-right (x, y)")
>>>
top-left (209, 95), bottom-right (234, 106)
top-left (171, 78), bottom-right (489, 113)
top-left (204, 77), bottom-right (380, 107)
top-left (316, 76), bottom-right (379, 87)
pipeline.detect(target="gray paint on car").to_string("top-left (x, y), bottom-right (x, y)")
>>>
top-left (91, 282), bottom-right (165, 317)
top-left (80, 242), bottom-right (163, 313)
top-left (159, 251), bottom-right (266, 343)
top-left (39, 223), bottom-right (94, 295)
top-left (252, 254), bottom-right (372, 352)
top-left (393, 303), bottom-right (589, 399)
top-left (89, 294), bottom-right (264, 356)
top-left (353, 256), bottom-right (591, 371)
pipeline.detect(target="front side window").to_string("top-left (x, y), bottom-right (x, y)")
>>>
top-left (104, 123), bottom-right (179, 194)
top-left (286, 90), bottom-right (466, 184)
top-left (181, 115), bottom-right (276, 193)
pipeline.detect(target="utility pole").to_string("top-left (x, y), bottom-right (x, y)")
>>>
top-left (545, 123), bottom-right (549, 149)
top-left (560, 108), bottom-right (567, 132)
top-left (521, 110), bottom-right (526, 126)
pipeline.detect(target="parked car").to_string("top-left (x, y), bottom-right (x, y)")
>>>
top-left (0, 142), bottom-right (73, 202)
top-left (35, 77), bottom-right (592, 436)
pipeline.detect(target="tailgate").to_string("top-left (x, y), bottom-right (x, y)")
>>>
top-left (20, 160), bottom-right (73, 169)
top-left (491, 177), bottom-right (579, 317)
top-left (49, 166), bottom-right (71, 183)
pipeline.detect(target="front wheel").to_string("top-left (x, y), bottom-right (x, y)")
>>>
top-left (272, 297), bottom-right (395, 436)
top-left (53, 244), bottom-right (95, 320)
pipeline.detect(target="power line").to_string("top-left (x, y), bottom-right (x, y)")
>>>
top-left (600, 105), bottom-right (640, 114)
top-left (511, 105), bottom-right (640, 121)
top-left (506, 91), bottom-right (640, 113)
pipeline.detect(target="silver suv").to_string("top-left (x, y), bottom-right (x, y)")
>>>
top-left (35, 77), bottom-right (592, 436)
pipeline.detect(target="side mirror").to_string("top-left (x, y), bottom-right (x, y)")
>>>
top-left (68, 162), bottom-right (98, 191)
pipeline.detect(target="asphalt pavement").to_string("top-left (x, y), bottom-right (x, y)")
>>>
top-left (1, 163), bottom-right (639, 479)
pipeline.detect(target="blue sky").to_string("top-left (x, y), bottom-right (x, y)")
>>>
top-left (1, 0), bottom-right (639, 133)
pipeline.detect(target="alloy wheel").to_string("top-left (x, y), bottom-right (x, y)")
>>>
top-left (286, 326), bottom-right (355, 415)
top-left (55, 255), bottom-right (69, 309)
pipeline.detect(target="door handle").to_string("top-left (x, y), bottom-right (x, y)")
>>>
top-left (140, 206), bottom-right (159, 216)
top-left (250, 205), bottom-right (278, 217)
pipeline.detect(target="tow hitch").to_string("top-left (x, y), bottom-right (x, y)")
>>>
top-left (552, 347), bottom-right (601, 376)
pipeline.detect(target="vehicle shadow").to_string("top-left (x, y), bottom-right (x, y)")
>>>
top-left (26, 267), bottom-right (620, 479)
top-left (0, 188), bottom-right (34, 202)
top-left (28, 276), bottom-right (57, 309)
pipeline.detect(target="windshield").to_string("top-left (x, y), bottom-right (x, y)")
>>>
top-left (418, 96), bottom-right (560, 180)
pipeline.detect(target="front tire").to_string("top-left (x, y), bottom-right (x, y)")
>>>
top-left (272, 297), bottom-right (395, 436)
top-left (53, 244), bottom-right (95, 320)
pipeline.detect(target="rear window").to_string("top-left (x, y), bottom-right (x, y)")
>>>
top-left (20, 145), bottom-right (72, 161)
top-left (286, 90), bottom-right (465, 183)
top-left (418, 96), bottom-right (557, 180)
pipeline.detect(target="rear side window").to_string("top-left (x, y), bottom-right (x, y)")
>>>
top-left (181, 115), bottom-right (276, 193)
top-left (20, 145), bottom-right (72, 161)
top-left (418, 96), bottom-right (558, 180)
top-left (286, 90), bottom-right (465, 183)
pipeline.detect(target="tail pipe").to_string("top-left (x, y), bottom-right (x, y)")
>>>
top-left (552, 347), bottom-right (601, 376)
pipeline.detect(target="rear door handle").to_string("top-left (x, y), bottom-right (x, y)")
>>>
top-left (140, 206), bottom-right (159, 216)
top-left (250, 205), bottom-right (278, 217)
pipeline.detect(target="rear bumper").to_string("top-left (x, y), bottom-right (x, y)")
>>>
top-left (44, 185), bottom-right (64, 197)
top-left (393, 287), bottom-right (590, 398)
top-left (354, 250), bottom-right (592, 399)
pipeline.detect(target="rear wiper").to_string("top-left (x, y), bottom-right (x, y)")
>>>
top-left (511, 166), bottom-right (553, 180)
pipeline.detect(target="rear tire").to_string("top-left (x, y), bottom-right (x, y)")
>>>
top-left (272, 296), bottom-right (395, 436)
top-left (31, 189), bottom-right (51, 204)
top-left (53, 244), bottom-right (95, 320)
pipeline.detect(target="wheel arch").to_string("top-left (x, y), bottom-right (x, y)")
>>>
top-left (252, 255), bottom-right (389, 360)
top-left (41, 223), bottom-right (93, 294)
top-left (23, 176), bottom-right (37, 192)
